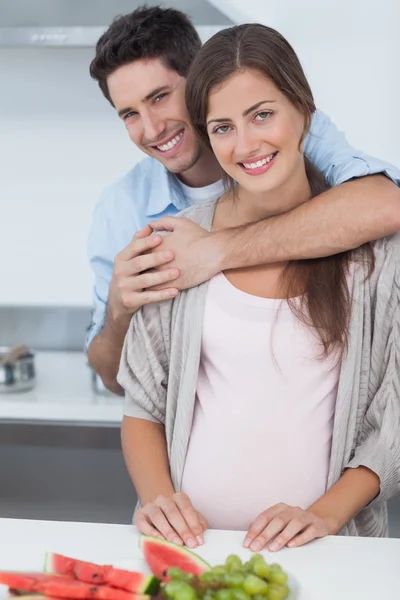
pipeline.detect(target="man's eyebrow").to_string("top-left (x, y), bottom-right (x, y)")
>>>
top-left (143, 85), bottom-right (172, 102)
top-left (118, 106), bottom-right (134, 118)
top-left (207, 100), bottom-right (276, 125)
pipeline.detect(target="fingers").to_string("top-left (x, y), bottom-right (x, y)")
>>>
top-left (133, 224), bottom-right (154, 240)
top-left (135, 510), bottom-right (165, 539)
top-left (174, 493), bottom-right (206, 546)
top-left (119, 233), bottom-right (163, 261)
top-left (153, 495), bottom-right (200, 549)
top-left (268, 514), bottom-right (313, 552)
top-left (118, 248), bottom-right (174, 275)
top-left (149, 217), bottom-right (181, 232)
top-left (243, 504), bottom-right (288, 550)
top-left (287, 522), bottom-right (328, 549)
top-left (138, 494), bottom-right (205, 549)
top-left (145, 502), bottom-right (185, 546)
top-left (197, 511), bottom-right (209, 533)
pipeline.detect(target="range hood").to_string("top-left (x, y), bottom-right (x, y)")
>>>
top-left (0, 0), bottom-right (234, 47)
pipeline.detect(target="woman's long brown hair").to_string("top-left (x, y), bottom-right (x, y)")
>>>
top-left (186, 23), bottom-right (373, 357)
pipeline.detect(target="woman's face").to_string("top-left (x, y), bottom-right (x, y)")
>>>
top-left (206, 68), bottom-right (306, 196)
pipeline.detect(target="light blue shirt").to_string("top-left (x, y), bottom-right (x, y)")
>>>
top-left (86, 109), bottom-right (400, 350)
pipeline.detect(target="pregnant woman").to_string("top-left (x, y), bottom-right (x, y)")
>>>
top-left (118, 24), bottom-right (400, 552)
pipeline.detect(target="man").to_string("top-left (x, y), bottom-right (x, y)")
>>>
top-left (87, 5), bottom-right (400, 396)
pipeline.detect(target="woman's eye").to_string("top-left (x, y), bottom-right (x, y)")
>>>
top-left (214, 125), bottom-right (232, 134)
top-left (255, 111), bottom-right (272, 121)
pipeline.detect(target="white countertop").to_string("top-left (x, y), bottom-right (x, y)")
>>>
top-left (0, 352), bottom-right (123, 425)
top-left (0, 518), bottom-right (399, 600)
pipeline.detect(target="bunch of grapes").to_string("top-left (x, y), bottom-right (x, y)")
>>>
top-left (162, 554), bottom-right (289, 600)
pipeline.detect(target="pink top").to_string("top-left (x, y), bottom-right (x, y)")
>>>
top-left (181, 273), bottom-right (340, 531)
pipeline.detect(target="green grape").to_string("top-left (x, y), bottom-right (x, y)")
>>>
top-left (225, 573), bottom-right (245, 588)
top-left (231, 589), bottom-right (251, 600)
top-left (225, 555), bottom-right (243, 572)
top-left (253, 594), bottom-right (268, 600)
top-left (267, 583), bottom-right (288, 600)
top-left (200, 571), bottom-right (220, 583)
top-left (170, 581), bottom-right (196, 600)
top-left (214, 590), bottom-right (234, 600)
top-left (175, 589), bottom-right (196, 600)
top-left (269, 564), bottom-right (282, 572)
top-left (268, 570), bottom-right (288, 586)
top-left (210, 566), bottom-right (228, 576)
top-left (281, 584), bottom-right (290, 599)
top-left (164, 581), bottom-right (187, 598)
top-left (252, 557), bottom-right (270, 580)
top-left (167, 568), bottom-right (188, 581)
top-left (242, 561), bottom-right (252, 573)
top-left (243, 575), bottom-right (269, 595)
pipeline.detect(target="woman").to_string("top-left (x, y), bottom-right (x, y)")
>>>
top-left (118, 24), bottom-right (400, 552)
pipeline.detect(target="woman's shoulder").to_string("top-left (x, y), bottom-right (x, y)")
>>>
top-left (371, 232), bottom-right (400, 264)
top-left (176, 199), bottom-right (218, 231)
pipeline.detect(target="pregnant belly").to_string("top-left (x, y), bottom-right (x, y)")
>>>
top-left (181, 421), bottom-right (331, 530)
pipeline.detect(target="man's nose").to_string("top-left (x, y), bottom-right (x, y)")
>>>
top-left (142, 112), bottom-right (166, 143)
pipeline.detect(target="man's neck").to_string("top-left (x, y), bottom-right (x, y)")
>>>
top-left (177, 148), bottom-right (222, 189)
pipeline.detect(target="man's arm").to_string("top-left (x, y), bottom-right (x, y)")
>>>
top-left (87, 222), bottom-right (179, 395)
top-left (151, 174), bottom-right (400, 288)
top-left (219, 174), bottom-right (400, 269)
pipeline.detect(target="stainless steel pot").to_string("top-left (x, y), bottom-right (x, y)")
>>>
top-left (0, 345), bottom-right (36, 393)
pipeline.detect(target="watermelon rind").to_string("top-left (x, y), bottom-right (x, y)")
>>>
top-left (43, 554), bottom-right (53, 574)
top-left (139, 576), bottom-right (160, 596)
top-left (139, 535), bottom-right (210, 572)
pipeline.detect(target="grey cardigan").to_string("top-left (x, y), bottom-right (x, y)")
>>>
top-left (118, 200), bottom-right (400, 537)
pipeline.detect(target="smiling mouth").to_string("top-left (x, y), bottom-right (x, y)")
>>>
top-left (239, 152), bottom-right (278, 170)
top-left (152, 130), bottom-right (184, 153)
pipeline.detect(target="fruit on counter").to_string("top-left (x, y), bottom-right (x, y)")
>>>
top-left (139, 536), bottom-right (210, 581)
top-left (160, 553), bottom-right (289, 600)
top-left (44, 552), bottom-right (159, 594)
top-left (0, 572), bottom-right (150, 600)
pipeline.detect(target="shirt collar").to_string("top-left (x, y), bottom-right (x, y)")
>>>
top-left (145, 160), bottom-right (188, 217)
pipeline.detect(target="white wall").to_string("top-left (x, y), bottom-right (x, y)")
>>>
top-left (0, 48), bottom-right (141, 307)
top-left (212, 0), bottom-right (400, 165)
top-left (1, 6), bottom-right (399, 307)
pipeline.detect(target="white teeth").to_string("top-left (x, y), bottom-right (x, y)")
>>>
top-left (157, 131), bottom-right (183, 152)
top-left (243, 153), bottom-right (276, 170)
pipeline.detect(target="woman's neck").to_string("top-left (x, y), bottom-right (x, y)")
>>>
top-left (218, 163), bottom-right (312, 227)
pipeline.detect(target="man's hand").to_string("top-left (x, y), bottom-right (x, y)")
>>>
top-left (243, 503), bottom-right (334, 553)
top-left (108, 225), bottom-right (180, 321)
top-left (149, 217), bottom-right (222, 290)
top-left (135, 492), bottom-right (208, 549)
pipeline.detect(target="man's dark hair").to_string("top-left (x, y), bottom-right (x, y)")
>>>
top-left (89, 4), bottom-right (202, 105)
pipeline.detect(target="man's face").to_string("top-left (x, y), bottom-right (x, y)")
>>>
top-left (107, 58), bottom-right (202, 174)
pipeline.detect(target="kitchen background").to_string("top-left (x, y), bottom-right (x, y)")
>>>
top-left (0, 0), bottom-right (399, 528)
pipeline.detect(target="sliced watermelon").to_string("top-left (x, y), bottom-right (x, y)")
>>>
top-left (0, 572), bottom-right (149, 600)
top-left (45, 553), bottom-right (159, 594)
top-left (139, 535), bottom-right (210, 581)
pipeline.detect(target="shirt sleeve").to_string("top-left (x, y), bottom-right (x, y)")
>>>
top-left (117, 302), bottom-right (170, 425)
top-left (85, 191), bottom-right (118, 353)
top-left (346, 235), bottom-right (400, 503)
top-left (305, 110), bottom-right (400, 187)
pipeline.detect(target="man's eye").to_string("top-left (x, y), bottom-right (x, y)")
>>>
top-left (154, 93), bottom-right (167, 103)
top-left (123, 111), bottom-right (137, 121)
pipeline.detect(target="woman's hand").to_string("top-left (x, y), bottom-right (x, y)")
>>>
top-left (135, 492), bottom-right (208, 549)
top-left (243, 503), bottom-right (334, 552)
